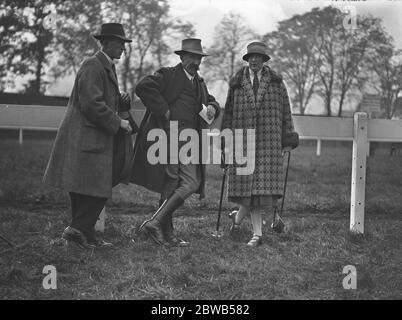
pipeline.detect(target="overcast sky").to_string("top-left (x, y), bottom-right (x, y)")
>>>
top-left (170, 0), bottom-right (402, 49)
top-left (46, 0), bottom-right (402, 108)
top-left (166, 0), bottom-right (402, 112)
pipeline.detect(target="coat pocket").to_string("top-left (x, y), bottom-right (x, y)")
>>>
top-left (80, 124), bottom-right (106, 153)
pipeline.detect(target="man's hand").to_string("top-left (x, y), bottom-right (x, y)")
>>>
top-left (206, 105), bottom-right (216, 120)
top-left (120, 119), bottom-right (132, 134)
top-left (165, 109), bottom-right (170, 121)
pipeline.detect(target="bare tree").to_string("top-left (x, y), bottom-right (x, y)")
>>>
top-left (203, 12), bottom-right (258, 84)
top-left (334, 16), bottom-right (390, 117)
top-left (264, 13), bottom-right (321, 115)
top-left (370, 45), bottom-right (402, 119)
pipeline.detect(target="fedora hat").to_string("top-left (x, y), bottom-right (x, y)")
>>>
top-left (93, 23), bottom-right (132, 43)
top-left (174, 38), bottom-right (208, 57)
top-left (242, 41), bottom-right (270, 62)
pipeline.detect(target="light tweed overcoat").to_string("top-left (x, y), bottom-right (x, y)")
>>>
top-left (43, 51), bottom-right (125, 198)
top-left (222, 66), bottom-right (295, 198)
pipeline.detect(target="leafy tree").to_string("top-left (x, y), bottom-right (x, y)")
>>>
top-left (50, 0), bottom-right (103, 78)
top-left (1, 0), bottom-right (194, 97)
top-left (0, 0), bottom-right (55, 94)
top-left (92, 0), bottom-right (195, 97)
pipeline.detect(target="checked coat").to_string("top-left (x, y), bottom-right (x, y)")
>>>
top-left (222, 66), bottom-right (296, 199)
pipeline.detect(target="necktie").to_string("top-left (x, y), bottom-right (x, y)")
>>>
top-left (193, 77), bottom-right (200, 101)
top-left (252, 71), bottom-right (259, 101)
top-left (111, 63), bottom-right (117, 78)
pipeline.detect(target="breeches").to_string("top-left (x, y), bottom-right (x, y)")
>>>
top-left (162, 163), bottom-right (201, 200)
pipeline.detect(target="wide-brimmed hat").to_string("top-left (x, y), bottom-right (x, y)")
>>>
top-left (93, 23), bottom-right (132, 43)
top-left (174, 38), bottom-right (208, 57)
top-left (242, 41), bottom-right (270, 62)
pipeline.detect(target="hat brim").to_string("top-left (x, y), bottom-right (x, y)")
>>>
top-left (93, 34), bottom-right (132, 43)
top-left (174, 49), bottom-right (208, 57)
top-left (243, 53), bottom-right (270, 62)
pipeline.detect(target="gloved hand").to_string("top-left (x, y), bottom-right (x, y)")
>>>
top-left (282, 132), bottom-right (299, 150)
top-left (282, 146), bottom-right (292, 155)
top-left (119, 92), bottom-right (131, 112)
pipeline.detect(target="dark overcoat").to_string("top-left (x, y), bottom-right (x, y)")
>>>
top-left (43, 51), bottom-right (134, 198)
top-left (131, 63), bottom-right (220, 199)
top-left (222, 66), bottom-right (296, 198)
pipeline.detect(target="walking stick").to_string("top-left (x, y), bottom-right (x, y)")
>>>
top-left (271, 150), bottom-right (291, 233)
top-left (212, 153), bottom-right (228, 238)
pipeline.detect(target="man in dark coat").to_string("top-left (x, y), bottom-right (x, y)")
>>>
top-left (43, 23), bottom-right (137, 249)
top-left (132, 38), bottom-right (220, 247)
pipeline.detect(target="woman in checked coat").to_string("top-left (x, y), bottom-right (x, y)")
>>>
top-left (221, 41), bottom-right (299, 247)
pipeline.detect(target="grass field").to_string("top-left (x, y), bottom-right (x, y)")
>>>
top-left (0, 139), bottom-right (401, 299)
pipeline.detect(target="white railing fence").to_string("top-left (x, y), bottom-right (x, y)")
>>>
top-left (2, 104), bottom-right (402, 233)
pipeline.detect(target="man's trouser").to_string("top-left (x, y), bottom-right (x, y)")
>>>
top-left (69, 192), bottom-right (107, 241)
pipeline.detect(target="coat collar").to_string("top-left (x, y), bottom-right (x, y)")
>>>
top-left (176, 63), bottom-right (204, 83)
top-left (229, 66), bottom-right (283, 108)
top-left (95, 51), bottom-right (119, 90)
top-left (241, 67), bottom-right (257, 108)
top-left (229, 65), bottom-right (283, 89)
top-left (175, 63), bottom-right (204, 103)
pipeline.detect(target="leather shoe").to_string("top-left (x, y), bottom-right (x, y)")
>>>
top-left (246, 235), bottom-right (262, 247)
top-left (87, 236), bottom-right (113, 248)
top-left (271, 216), bottom-right (285, 233)
top-left (62, 226), bottom-right (93, 249)
top-left (140, 219), bottom-right (170, 246)
top-left (165, 231), bottom-right (189, 247)
top-left (163, 212), bottom-right (189, 247)
top-left (228, 210), bottom-right (241, 235)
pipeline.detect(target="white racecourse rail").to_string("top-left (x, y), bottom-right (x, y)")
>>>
top-left (2, 104), bottom-right (402, 233)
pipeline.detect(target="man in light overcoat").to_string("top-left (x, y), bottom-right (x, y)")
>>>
top-left (43, 23), bottom-right (136, 249)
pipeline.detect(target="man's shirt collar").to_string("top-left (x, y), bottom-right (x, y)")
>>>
top-left (182, 65), bottom-right (195, 81)
top-left (100, 50), bottom-right (114, 66)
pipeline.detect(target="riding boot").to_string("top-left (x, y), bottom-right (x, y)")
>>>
top-left (140, 193), bottom-right (184, 246)
top-left (164, 211), bottom-right (189, 247)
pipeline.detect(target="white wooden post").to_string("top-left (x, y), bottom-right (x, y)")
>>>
top-left (95, 207), bottom-right (106, 232)
top-left (316, 139), bottom-right (322, 156)
top-left (350, 112), bottom-right (367, 233)
top-left (19, 128), bottom-right (23, 145)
